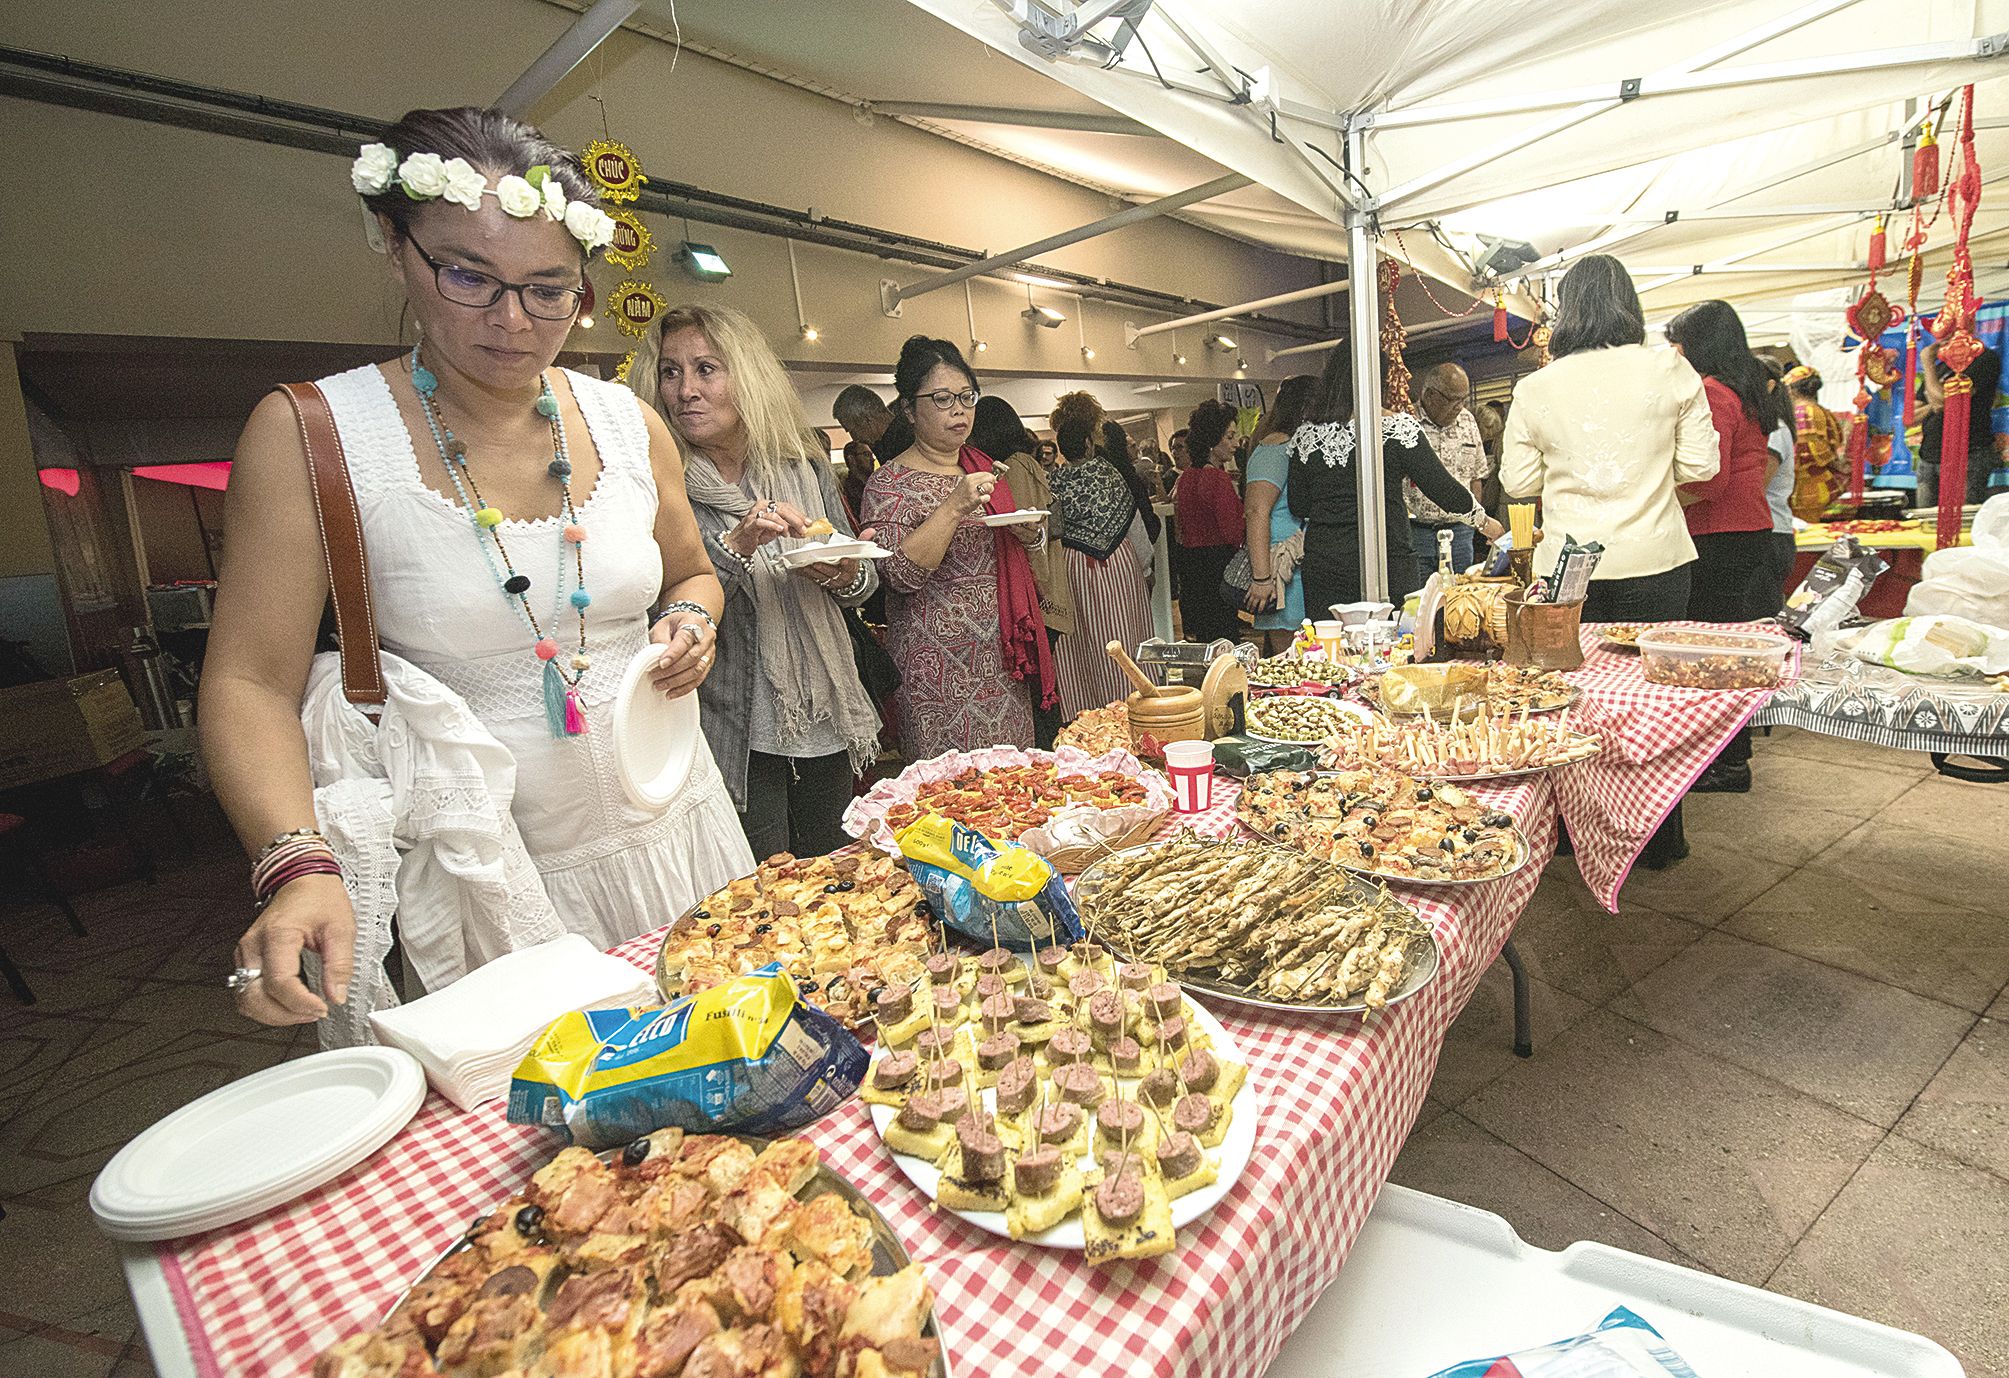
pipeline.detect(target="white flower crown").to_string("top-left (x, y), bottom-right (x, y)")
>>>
top-left (349, 142), bottom-right (616, 254)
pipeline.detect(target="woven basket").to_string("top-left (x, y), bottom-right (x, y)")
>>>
top-left (1035, 810), bottom-right (1168, 876)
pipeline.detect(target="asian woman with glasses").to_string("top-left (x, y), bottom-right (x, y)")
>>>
top-left (859, 336), bottom-right (1055, 757)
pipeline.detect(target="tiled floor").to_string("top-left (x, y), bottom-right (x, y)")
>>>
top-left (1, 728), bottom-right (2005, 1376)
top-left (1396, 727), bottom-right (2009, 1377)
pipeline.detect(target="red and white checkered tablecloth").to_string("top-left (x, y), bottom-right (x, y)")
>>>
top-left (153, 778), bottom-right (1557, 1378)
top-left (1555, 622), bottom-right (1797, 911)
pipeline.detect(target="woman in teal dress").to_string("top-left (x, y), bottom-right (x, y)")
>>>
top-left (1242, 376), bottom-right (1315, 648)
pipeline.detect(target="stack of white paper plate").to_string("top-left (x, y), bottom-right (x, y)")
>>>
top-left (90, 1047), bottom-right (425, 1242)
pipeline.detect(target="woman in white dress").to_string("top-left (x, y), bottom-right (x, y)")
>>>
top-left (202, 107), bottom-right (753, 1028)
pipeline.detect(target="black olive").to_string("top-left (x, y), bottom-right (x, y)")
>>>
top-left (755, 923), bottom-right (773, 935)
top-left (1360, 815), bottom-right (1378, 829)
top-left (824, 883), bottom-right (840, 893)
top-left (757, 909), bottom-right (770, 918)
top-left (1358, 841), bottom-right (1375, 857)
top-left (867, 986), bottom-right (887, 1003)
top-left (1484, 812), bottom-right (1513, 828)
top-left (1440, 836), bottom-right (1457, 851)
top-left (707, 923), bottom-right (722, 937)
top-left (799, 979), bottom-right (819, 993)
top-left (837, 880), bottom-right (856, 892)
top-left (1414, 786), bottom-right (1433, 801)
top-left (1273, 824), bottom-right (1287, 837)
top-left (622, 1137), bottom-right (651, 1167)
top-left (1463, 828), bottom-right (1480, 843)
top-left (694, 908), bottom-right (709, 919)
top-left (514, 1204), bottom-right (545, 1237)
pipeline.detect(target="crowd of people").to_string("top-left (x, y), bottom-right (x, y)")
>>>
top-left (199, 103), bottom-right (1981, 1028)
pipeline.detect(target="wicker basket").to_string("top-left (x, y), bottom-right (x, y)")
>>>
top-left (1034, 810), bottom-right (1167, 876)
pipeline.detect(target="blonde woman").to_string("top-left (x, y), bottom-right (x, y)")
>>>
top-left (630, 305), bottom-right (880, 858)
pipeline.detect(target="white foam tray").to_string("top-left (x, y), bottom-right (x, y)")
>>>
top-left (1264, 1183), bottom-right (1964, 1378)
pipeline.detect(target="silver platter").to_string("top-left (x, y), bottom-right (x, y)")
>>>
top-left (385, 1134), bottom-right (950, 1378)
top-left (1071, 840), bottom-right (1442, 1016)
top-left (1233, 780), bottom-right (1537, 889)
top-left (1318, 733), bottom-right (1604, 783)
top-left (1358, 680), bottom-right (1583, 720)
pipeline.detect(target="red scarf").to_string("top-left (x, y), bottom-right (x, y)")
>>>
top-left (961, 446), bottom-right (1058, 709)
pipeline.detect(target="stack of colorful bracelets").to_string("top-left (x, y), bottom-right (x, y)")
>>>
top-left (251, 827), bottom-right (342, 909)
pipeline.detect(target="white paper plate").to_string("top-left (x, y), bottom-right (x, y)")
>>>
top-left (91, 1047), bottom-right (425, 1242)
top-left (776, 539), bottom-right (893, 569)
top-left (612, 642), bottom-right (703, 809)
top-left (977, 508), bottom-right (1049, 527)
top-left (869, 987), bottom-right (1256, 1250)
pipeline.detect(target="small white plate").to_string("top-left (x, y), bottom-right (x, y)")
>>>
top-left (776, 539), bottom-right (892, 570)
top-left (612, 642), bottom-right (703, 809)
top-left (977, 508), bottom-right (1049, 528)
top-left (91, 1047), bottom-right (425, 1242)
top-left (869, 989), bottom-right (1256, 1250)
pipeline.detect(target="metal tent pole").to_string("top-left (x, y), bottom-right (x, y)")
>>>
top-left (1345, 121), bottom-right (1387, 604)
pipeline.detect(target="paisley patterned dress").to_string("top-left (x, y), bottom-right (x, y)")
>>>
top-left (862, 463), bottom-right (1035, 759)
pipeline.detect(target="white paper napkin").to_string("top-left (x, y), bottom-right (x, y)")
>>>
top-left (368, 934), bottom-right (657, 1110)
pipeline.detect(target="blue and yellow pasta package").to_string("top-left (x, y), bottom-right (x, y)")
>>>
top-left (507, 964), bottom-right (867, 1149)
top-left (895, 813), bottom-right (1085, 951)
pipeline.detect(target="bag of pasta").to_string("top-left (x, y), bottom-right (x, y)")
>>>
top-left (508, 964), bottom-right (866, 1149)
top-left (895, 813), bottom-right (1085, 951)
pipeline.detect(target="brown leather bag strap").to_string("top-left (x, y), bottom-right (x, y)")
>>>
top-left (274, 382), bottom-right (386, 707)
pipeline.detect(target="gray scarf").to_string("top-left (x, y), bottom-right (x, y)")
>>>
top-left (683, 450), bottom-right (881, 773)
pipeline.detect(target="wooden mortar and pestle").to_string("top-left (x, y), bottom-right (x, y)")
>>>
top-left (1106, 640), bottom-right (1205, 750)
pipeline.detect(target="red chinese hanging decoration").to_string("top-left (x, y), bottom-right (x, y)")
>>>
top-left (1929, 87), bottom-right (1985, 549)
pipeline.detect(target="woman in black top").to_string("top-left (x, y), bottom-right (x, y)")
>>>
top-left (1289, 339), bottom-right (1503, 614)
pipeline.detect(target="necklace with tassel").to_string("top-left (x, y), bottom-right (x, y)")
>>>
top-left (410, 344), bottom-right (592, 737)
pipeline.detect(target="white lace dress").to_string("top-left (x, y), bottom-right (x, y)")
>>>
top-left (317, 363), bottom-right (754, 952)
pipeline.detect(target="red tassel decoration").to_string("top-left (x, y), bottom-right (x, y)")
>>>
top-left (1868, 216), bottom-right (1887, 272)
top-left (1493, 291), bottom-right (1509, 344)
top-left (1901, 332), bottom-right (1919, 427)
top-left (1845, 412), bottom-right (1870, 506)
top-left (1914, 122), bottom-right (1941, 202)
top-left (563, 686), bottom-right (589, 735)
top-left (1937, 375), bottom-right (1972, 549)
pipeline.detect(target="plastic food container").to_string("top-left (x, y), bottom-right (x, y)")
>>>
top-left (1636, 627), bottom-right (1792, 690)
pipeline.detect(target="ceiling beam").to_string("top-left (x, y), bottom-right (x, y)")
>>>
top-left (866, 101), bottom-right (1154, 136)
top-left (495, 0), bottom-right (638, 117)
top-left (1127, 278), bottom-right (1349, 343)
top-left (880, 172), bottom-right (1252, 310)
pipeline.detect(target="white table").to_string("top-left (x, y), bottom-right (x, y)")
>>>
top-left (123, 1246), bottom-right (197, 1378)
top-left (1266, 1184), bottom-right (1964, 1378)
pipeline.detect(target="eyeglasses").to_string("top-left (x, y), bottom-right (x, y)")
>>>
top-left (404, 231), bottom-right (586, 322)
top-left (914, 387), bottom-right (981, 411)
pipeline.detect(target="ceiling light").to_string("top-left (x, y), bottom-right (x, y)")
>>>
top-left (1207, 333), bottom-right (1238, 352)
top-left (1237, 357), bottom-right (1249, 371)
top-left (1081, 346), bottom-right (1096, 362)
top-left (1174, 353), bottom-right (1187, 366)
top-left (1022, 304), bottom-right (1066, 327)
top-left (972, 339), bottom-right (989, 353)
top-left (676, 241), bottom-right (732, 281)
top-left (800, 325), bottom-right (820, 343)
top-left (1014, 273), bottom-right (1070, 289)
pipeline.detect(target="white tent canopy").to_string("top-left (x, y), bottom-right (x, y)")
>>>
top-left (897, 0), bottom-right (2009, 594)
top-left (902, 0), bottom-right (2009, 332)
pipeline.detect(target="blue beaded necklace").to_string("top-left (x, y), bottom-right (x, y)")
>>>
top-left (410, 345), bottom-right (592, 738)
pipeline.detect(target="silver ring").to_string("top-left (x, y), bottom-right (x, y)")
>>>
top-left (678, 622), bottom-right (703, 642)
top-left (226, 966), bottom-right (262, 993)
